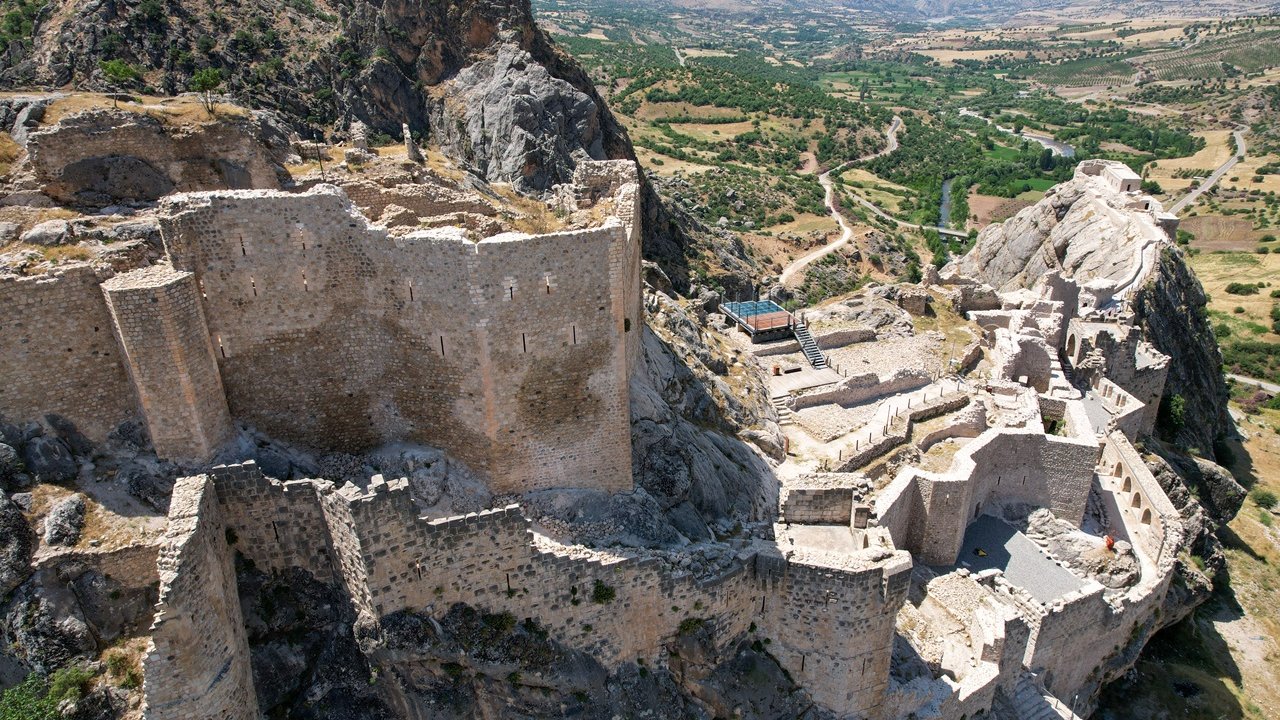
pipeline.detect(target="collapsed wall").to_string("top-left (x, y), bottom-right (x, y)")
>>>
top-left (142, 462), bottom-right (912, 719)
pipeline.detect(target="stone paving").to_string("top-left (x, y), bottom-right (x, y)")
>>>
top-left (951, 515), bottom-right (1086, 604)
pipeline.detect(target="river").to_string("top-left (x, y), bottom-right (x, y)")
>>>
top-left (957, 108), bottom-right (1076, 158)
top-left (938, 178), bottom-right (954, 230)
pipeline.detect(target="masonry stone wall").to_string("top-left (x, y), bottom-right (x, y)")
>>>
top-left (157, 175), bottom-right (636, 493)
top-left (780, 485), bottom-right (854, 524)
top-left (791, 368), bottom-right (930, 411)
top-left (142, 475), bottom-right (257, 720)
top-left (759, 549), bottom-right (912, 716)
top-left (102, 265), bottom-right (233, 461)
top-left (1099, 432), bottom-right (1181, 566)
top-left (211, 463), bottom-right (338, 584)
top-left (0, 267), bottom-right (138, 440)
top-left (877, 426), bottom-right (1099, 565)
top-left (147, 463), bottom-right (912, 719)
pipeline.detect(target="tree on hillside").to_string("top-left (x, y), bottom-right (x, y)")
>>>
top-left (99, 60), bottom-right (140, 108)
top-left (190, 68), bottom-right (224, 115)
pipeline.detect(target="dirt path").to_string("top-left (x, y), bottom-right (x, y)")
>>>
top-left (779, 116), bottom-right (901, 286)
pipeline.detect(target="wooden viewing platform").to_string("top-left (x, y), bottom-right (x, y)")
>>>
top-left (721, 300), bottom-right (798, 342)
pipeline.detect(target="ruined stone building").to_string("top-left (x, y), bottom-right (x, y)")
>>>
top-left (3, 160), bottom-right (644, 495)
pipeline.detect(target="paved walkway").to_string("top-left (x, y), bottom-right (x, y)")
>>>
top-left (951, 515), bottom-right (1085, 604)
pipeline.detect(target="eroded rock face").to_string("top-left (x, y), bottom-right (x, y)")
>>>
top-left (628, 288), bottom-right (780, 543)
top-left (432, 43), bottom-right (603, 193)
top-left (26, 109), bottom-right (292, 207)
top-left (0, 491), bottom-right (34, 596)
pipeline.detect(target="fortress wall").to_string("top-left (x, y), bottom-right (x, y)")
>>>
top-left (474, 226), bottom-right (632, 492)
top-left (879, 427), bottom-right (1099, 565)
top-left (1100, 432), bottom-right (1180, 566)
top-left (142, 475), bottom-right (256, 720)
top-left (759, 550), bottom-right (912, 716)
top-left (159, 183), bottom-right (633, 493)
top-left (780, 486), bottom-right (854, 524)
top-left (102, 266), bottom-right (233, 461)
top-left (0, 266), bottom-right (137, 440)
top-left (1024, 583), bottom-right (1112, 695)
top-left (336, 475), bottom-right (758, 665)
top-left (211, 462), bottom-right (337, 584)
top-left (1128, 363), bottom-right (1168, 437)
top-left (875, 470), bottom-right (930, 556)
top-left (166, 464), bottom-right (908, 718)
top-left (964, 430), bottom-right (1099, 527)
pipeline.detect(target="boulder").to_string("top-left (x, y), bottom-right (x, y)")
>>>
top-left (43, 494), bottom-right (86, 546)
top-left (20, 435), bottom-right (77, 484)
top-left (118, 460), bottom-right (175, 513)
top-left (20, 219), bottom-right (70, 246)
top-left (0, 442), bottom-right (20, 490)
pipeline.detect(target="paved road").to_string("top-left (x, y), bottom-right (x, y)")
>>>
top-left (1169, 125), bottom-right (1248, 215)
top-left (779, 116), bottom-right (901, 286)
top-left (1229, 373), bottom-right (1280, 394)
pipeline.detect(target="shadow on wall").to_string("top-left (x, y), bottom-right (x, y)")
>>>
top-left (628, 322), bottom-right (781, 545)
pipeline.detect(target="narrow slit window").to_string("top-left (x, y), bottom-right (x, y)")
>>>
top-left (439, 336), bottom-right (446, 358)
top-left (239, 235), bottom-right (247, 256)
top-left (572, 325), bottom-right (577, 345)
top-left (216, 336), bottom-right (227, 359)
top-left (509, 286), bottom-right (515, 300)
top-left (250, 276), bottom-right (257, 297)
top-left (408, 280), bottom-right (414, 302)
top-left (521, 333), bottom-right (528, 353)
top-left (302, 271), bottom-right (308, 292)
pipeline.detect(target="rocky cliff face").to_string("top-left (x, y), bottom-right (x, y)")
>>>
top-left (0, 0), bottom-right (703, 286)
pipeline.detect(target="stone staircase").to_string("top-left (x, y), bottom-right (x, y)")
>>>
top-left (770, 395), bottom-right (795, 426)
top-left (1011, 674), bottom-right (1085, 720)
top-left (793, 322), bottom-right (827, 369)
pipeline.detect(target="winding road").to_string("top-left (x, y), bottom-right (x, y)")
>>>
top-left (779, 116), bottom-right (901, 286)
top-left (1168, 125), bottom-right (1248, 216)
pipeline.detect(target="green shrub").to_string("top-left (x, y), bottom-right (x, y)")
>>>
top-left (1252, 488), bottom-right (1278, 510)
top-left (1157, 394), bottom-right (1186, 439)
top-left (590, 579), bottom-right (616, 604)
top-left (1225, 282), bottom-right (1260, 295)
top-left (677, 617), bottom-right (707, 636)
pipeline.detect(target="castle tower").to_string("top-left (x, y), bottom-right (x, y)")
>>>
top-left (103, 265), bottom-right (233, 462)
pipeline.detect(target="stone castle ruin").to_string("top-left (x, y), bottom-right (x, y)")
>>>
top-left (0, 102), bottom-right (1198, 720)
top-left (3, 159), bottom-right (643, 494)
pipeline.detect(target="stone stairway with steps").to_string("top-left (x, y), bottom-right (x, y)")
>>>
top-left (793, 322), bottom-right (827, 369)
top-left (1011, 674), bottom-right (1085, 720)
top-left (770, 395), bottom-right (795, 426)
